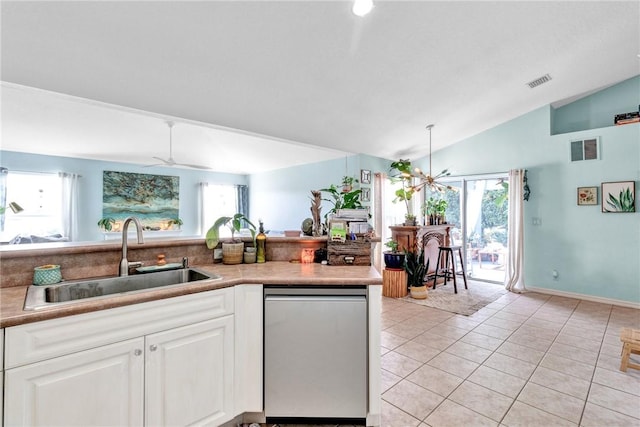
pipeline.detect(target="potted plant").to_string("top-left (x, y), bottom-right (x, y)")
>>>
top-left (434, 199), bottom-right (448, 224)
top-left (383, 239), bottom-right (405, 269)
top-left (404, 249), bottom-right (429, 299)
top-left (341, 175), bottom-right (358, 193)
top-left (205, 213), bottom-right (256, 264)
top-left (97, 217), bottom-right (116, 232)
top-left (389, 159), bottom-right (417, 225)
top-left (167, 217), bottom-right (183, 230)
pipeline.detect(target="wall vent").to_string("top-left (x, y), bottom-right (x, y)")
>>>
top-left (526, 74), bottom-right (552, 89)
top-left (570, 137), bottom-right (600, 162)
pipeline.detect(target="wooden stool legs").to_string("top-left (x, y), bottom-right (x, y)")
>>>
top-left (620, 328), bottom-right (640, 372)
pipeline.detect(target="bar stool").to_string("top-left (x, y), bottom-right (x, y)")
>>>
top-left (432, 245), bottom-right (468, 294)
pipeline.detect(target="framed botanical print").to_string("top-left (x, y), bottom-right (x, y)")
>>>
top-left (601, 181), bottom-right (635, 213)
top-left (577, 187), bottom-right (597, 205)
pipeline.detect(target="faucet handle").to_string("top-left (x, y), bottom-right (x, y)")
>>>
top-left (182, 257), bottom-right (189, 269)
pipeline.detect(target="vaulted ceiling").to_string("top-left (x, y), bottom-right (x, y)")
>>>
top-left (2, 1), bottom-right (638, 173)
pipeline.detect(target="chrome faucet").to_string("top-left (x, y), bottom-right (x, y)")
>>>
top-left (119, 216), bottom-right (144, 276)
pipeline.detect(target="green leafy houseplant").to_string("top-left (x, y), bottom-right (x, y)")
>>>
top-left (389, 159), bottom-right (416, 223)
top-left (320, 183), bottom-right (364, 218)
top-left (97, 217), bottom-right (116, 232)
top-left (167, 217), bottom-right (183, 229)
top-left (404, 249), bottom-right (429, 288)
top-left (205, 213), bottom-right (256, 249)
top-left (341, 175), bottom-right (359, 192)
top-left (383, 239), bottom-right (405, 269)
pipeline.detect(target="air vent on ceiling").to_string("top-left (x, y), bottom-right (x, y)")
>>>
top-left (526, 74), bottom-right (552, 89)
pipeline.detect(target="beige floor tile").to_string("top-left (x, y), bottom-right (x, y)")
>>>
top-left (506, 332), bottom-right (553, 352)
top-left (580, 401), bottom-right (640, 427)
top-left (482, 315), bottom-right (523, 332)
top-left (384, 322), bottom-right (429, 340)
top-left (445, 340), bottom-right (493, 364)
top-left (439, 315), bottom-right (482, 331)
top-left (427, 324), bottom-right (469, 340)
top-left (529, 366), bottom-right (591, 400)
top-left (460, 331), bottom-right (504, 351)
top-left (513, 324), bottom-right (560, 342)
top-left (406, 364), bottom-right (464, 397)
top-left (501, 401), bottom-right (577, 427)
top-left (394, 340), bottom-right (442, 364)
top-left (547, 342), bottom-right (599, 365)
top-left (588, 383), bottom-right (640, 419)
top-left (380, 400), bottom-right (421, 427)
top-left (449, 381), bottom-right (514, 421)
top-left (554, 332), bottom-right (602, 353)
top-left (467, 365), bottom-right (526, 398)
top-left (412, 330), bottom-right (458, 351)
top-left (490, 310), bottom-right (530, 324)
top-left (380, 330), bottom-right (409, 350)
top-left (473, 323), bottom-right (514, 340)
top-left (483, 352), bottom-right (537, 380)
top-left (427, 351), bottom-right (480, 379)
top-left (561, 324), bottom-right (605, 341)
top-left (599, 341), bottom-right (624, 358)
top-left (423, 399), bottom-right (498, 427)
top-left (539, 353), bottom-right (595, 381)
top-left (381, 368), bottom-right (402, 393)
top-left (381, 350), bottom-right (423, 378)
top-left (517, 382), bottom-right (584, 424)
top-left (382, 379), bottom-right (444, 420)
top-left (496, 341), bottom-right (545, 365)
top-left (592, 367), bottom-right (640, 396)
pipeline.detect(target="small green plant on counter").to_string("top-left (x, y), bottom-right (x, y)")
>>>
top-left (384, 239), bottom-right (399, 253)
top-left (205, 213), bottom-right (256, 249)
top-left (167, 217), bottom-right (183, 229)
top-left (97, 217), bottom-right (116, 232)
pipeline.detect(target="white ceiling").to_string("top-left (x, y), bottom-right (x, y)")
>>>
top-left (1, 1), bottom-right (639, 174)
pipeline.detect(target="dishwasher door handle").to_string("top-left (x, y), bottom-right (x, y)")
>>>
top-left (264, 295), bottom-right (366, 303)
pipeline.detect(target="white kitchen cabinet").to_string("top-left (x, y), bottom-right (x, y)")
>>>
top-left (4, 287), bottom-right (236, 427)
top-left (146, 315), bottom-right (234, 427)
top-left (1, 328), bottom-right (4, 426)
top-left (5, 338), bottom-right (145, 426)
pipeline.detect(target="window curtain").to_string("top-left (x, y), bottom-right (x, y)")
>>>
top-left (236, 185), bottom-right (249, 218)
top-left (0, 167), bottom-right (7, 232)
top-left (504, 169), bottom-right (527, 293)
top-left (59, 172), bottom-right (80, 241)
top-left (199, 183), bottom-right (242, 236)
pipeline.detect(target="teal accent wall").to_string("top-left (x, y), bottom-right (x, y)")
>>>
top-left (427, 89), bottom-right (639, 303)
top-left (0, 150), bottom-right (246, 242)
top-left (552, 75), bottom-right (640, 134)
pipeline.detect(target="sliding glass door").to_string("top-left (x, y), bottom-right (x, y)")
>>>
top-left (426, 173), bottom-right (508, 283)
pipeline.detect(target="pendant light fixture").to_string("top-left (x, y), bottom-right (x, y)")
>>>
top-left (411, 124), bottom-right (453, 193)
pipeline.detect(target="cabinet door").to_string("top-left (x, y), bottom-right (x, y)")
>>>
top-left (4, 338), bottom-right (144, 427)
top-left (145, 315), bottom-right (234, 427)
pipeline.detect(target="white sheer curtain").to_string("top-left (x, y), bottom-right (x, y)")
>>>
top-left (59, 172), bottom-right (80, 241)
top-left (199, 182), bottom-right (238, 236)
top-left (504, 169), bottom-right (527, 293)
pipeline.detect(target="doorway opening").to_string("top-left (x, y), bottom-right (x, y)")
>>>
top-left (426, 173), bottom-right (508, 284)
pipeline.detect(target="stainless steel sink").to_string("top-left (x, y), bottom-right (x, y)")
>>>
top-left (24, 268), bottom-right (222, 310)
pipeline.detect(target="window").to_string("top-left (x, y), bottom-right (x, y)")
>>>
top-left (2, 171), bottom-right (63, 241)
top-left (199, 183), bottom-right (248, 236)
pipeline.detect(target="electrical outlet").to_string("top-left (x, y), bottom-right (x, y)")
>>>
top-left (552, 270), bottom-right (559, 280)
top-left (532, 217), bottom-right (542, 226)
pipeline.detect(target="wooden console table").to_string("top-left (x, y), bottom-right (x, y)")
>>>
top-left (389, 225), bottom-right (451, 276)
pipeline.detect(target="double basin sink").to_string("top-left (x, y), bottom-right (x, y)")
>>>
top-left (24, 267), bottom-right (222, 311)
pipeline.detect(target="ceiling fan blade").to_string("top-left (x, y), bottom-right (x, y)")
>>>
top-left (176, 163), bottom-right (212, 170)
top-left (151, 156), bottom-right (172, 164)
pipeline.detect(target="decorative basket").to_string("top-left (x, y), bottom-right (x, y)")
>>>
top-left (33, 264), bottom-right (62, 285)
top-left (222, 242), bottom-right (244, 265)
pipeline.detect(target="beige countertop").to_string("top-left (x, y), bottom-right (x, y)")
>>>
top-left (0, 262), bottom-right (382, 328)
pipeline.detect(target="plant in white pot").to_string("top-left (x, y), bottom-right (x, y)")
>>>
top-left (205, 213), bottom-right (256, 265)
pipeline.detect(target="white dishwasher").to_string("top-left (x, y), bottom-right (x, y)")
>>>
top-left (264, 285), bottom-right (368, 424)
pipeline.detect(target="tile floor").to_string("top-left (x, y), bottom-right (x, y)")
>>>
top-left (380, 287), bottom-right (640, 426)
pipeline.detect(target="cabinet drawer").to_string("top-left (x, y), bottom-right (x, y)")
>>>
top-left (5, 287), bottom-right (234, 368)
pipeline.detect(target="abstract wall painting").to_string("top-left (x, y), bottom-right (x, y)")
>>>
top-left (103, 171), bottom-right (179, 230)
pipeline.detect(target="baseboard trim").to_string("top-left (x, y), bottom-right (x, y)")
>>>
top-left (526, 286), bottom-right (640, 310)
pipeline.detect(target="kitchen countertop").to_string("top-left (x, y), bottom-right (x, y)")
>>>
top-left (0, 262), bottom-right (382, 328)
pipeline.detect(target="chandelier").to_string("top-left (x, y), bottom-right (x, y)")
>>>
top-left (410, 124), bottom-right (453, 193)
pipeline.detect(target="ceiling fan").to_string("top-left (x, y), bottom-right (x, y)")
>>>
top-left (146, 121), bottom-right (211, 170)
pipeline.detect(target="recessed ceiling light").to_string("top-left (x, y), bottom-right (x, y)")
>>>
top-left (353, 0), bottom-right (374, 17)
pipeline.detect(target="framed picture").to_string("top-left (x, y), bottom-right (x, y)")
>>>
top-left (360, 187), bottom-right (370, 202)
top-left (360, 169), bottom-right (371, 184)
top-left (577, 186), bottom-right (597, 205)
top-left (601, 181), bottom-right (635, 213)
